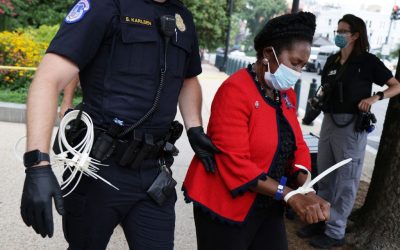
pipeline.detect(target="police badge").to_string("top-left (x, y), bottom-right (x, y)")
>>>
top-left (175, 13), bottom-right (186, 32)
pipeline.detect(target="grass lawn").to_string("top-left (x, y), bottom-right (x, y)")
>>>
top-left (0, 88), bottom-right (82, 105)
top-left (0, 89), bottom-right (27, 103)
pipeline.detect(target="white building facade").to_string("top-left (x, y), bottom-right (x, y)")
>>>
top-left (300, 0), bottom-right (400, 55)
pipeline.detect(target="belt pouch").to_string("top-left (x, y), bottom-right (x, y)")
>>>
top-left (91, 133), bottom-right (115, 162)
top-left (53, 108), bottom-right (85, 155)
top-left (118, 131), bottom-right (143, 167)
top-left (163, 142), bottom-right (179, 156)
top-left (147, 165), bottom-right (177, 206)
top-left (91, 119), bottom-right (125, 161)
top-left (130, 134), bottom-right (154, 169)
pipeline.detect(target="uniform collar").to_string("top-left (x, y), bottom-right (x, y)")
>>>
top-left (144, 0), bottom-right (184, 8)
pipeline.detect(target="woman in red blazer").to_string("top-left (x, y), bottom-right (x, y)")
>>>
top-left (183, 12), bottom-right (330, 250)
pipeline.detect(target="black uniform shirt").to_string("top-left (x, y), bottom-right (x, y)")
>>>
top-left (47, 0), bottom-right (202, 129)
top-left (321, 51), bottom-right (392, 113)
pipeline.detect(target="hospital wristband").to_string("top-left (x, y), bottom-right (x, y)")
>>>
top-left (274, 176), bottom-right (287, 200)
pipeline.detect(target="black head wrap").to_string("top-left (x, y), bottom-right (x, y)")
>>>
top-left (254, 11), bottom-right (316, 52)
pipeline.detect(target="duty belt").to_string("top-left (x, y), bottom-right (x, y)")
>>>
top-left (111, 131), bottom-right (179, 169)
top-left (55, 119), bottom-right (183, 169)
top-left (91, 122), bottom-right (183, 169)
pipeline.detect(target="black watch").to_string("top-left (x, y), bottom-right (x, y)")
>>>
top-left (23, 150), bottom-right (50, 168)
top-left (376, 91), bottom-right (384, 100)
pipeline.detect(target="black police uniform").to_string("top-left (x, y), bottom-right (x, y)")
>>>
top-left (47, 0), bottom-right (201, 249)
top-left (321, 51), bottom-right (392, 114)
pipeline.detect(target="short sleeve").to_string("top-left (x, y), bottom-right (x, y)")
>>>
top-left (184, 27), bottom-right (202, 78)
top-left (370, 54), bottom-right (393, 86)
top-left (46, 0), bottom-right (118, 70)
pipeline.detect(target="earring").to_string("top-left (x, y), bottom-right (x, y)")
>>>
top-left (262, 58), bottom-right (269, 65)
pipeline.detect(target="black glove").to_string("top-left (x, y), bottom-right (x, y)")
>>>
top-left (20, 165), bottom-right (64, 238)
top-left (187, 126), bottom-right (221, 173)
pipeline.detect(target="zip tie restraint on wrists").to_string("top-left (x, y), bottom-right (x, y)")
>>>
top-left (283, 158), bottom-right (352, 203)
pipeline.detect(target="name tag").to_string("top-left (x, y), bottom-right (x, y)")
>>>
top-left (122, 16), bottom-right (153, 27)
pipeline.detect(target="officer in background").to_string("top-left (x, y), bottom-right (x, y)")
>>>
top-left (20, 0), bottom-right (219, 249)
top-left (297, 14), bottom-right (400, 248)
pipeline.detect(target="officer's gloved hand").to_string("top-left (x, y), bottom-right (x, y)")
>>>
top-left (187, 126), bottom-right (221, 173)
top-left (21, 165), bottom-right (64, 238)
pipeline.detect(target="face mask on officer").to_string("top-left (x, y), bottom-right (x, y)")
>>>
top-left (335, 34), bottom-right (349, 49)
top-left (264, 47), bottom-right (301, 91)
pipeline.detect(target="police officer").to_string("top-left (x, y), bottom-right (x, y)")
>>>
top-left (20, 0), bottom-right (219, 249)
top-left (297, 14), bottom-right (400, 248)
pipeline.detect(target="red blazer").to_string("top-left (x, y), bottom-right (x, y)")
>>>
top-left (183, 69), bottom-right (311, 223)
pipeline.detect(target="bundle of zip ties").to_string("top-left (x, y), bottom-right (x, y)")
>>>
top-left (53, 110), bottom-right (119, 197)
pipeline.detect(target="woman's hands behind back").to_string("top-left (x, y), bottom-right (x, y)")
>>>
top-left (287, 192), bottom-right (330, 224)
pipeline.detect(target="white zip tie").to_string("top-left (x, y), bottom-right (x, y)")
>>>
top-left (14, 135), bottom-right (26, 162)
top-left (53, 110), bottom-right (119, 197)
top-left (283, 158), bottom-right (352, 203)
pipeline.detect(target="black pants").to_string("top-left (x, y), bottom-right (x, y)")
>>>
top-left (62, 158), bottom-right (176, 250)
top-left (194, 203), bottom-right (288, 250)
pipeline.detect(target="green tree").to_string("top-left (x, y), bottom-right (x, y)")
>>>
top-left (0, 0), bottom-right (15, 16)
top-left (232, 0), bottom-right (246, 13)
top-left (349, 52), bottom-right (400, 249)
top-left (7, 0), bottom-right (74, 29)
top-left (0, 0), bottom-right (16, 30)
top-left (239, 0), bottom-right (287, 53)
top-left (181, 0), bottom-right (228, 50)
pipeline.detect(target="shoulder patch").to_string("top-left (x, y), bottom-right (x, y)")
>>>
top-left (65, 0), bottom-right (91, 24)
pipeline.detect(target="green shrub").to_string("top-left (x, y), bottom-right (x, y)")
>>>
top-left (0, 25), bottom-right (58, 90)
top-left (19, 25), bottom-right (59, 44)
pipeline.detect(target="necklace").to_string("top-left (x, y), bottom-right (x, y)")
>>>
top-left (248, 64), bottom-right (281, 104)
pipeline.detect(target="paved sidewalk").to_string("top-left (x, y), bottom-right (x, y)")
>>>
top-left (0, 64), bottom-right (376, 249)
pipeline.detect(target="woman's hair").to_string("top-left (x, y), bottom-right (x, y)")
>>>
top-left (338, 14), bottom-right (369, 54)
top-left (254, 12), bottom-right (316, 59)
